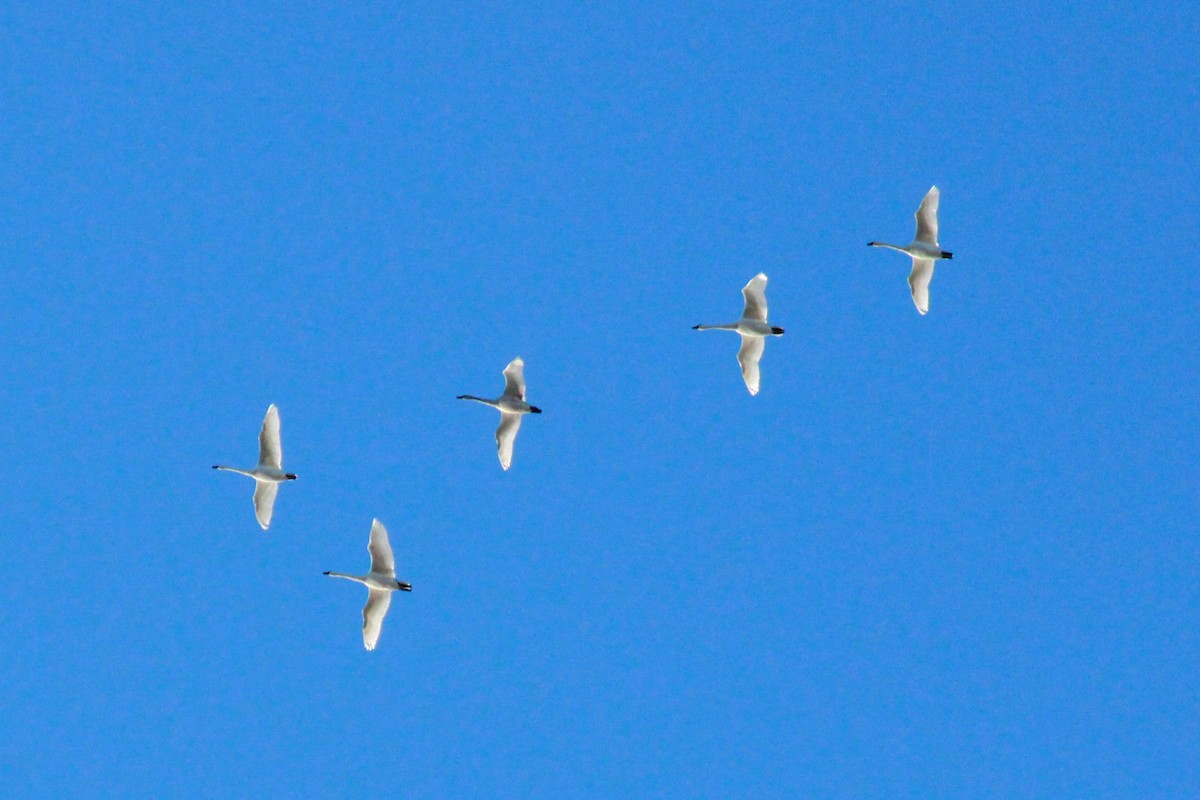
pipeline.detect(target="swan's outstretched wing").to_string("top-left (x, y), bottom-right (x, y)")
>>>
top-left (741, 273), bottom-right (769, 322)
top-left (908, 258), bottom-right (934, 315)
top-left (737, 334), bottom-right (766, 396)
top-left (253, 480), bottom-right (278, 530)
top-left (496, 412), bottom-right (522, 470)
top-left (502, 357), bottom-right (526, 400)
top-left (367, 518), bottom-right (395, 577)
top-left (362, 588), bottom-right (392, 651)
top-left (258, 404), bottom-right (283, 469)
top-left (914, 186), bottom-right (940, 245)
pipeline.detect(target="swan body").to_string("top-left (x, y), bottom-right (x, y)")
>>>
top-left (459, 395), bottom-right (539, 415)
top-left (693, 273), bottom-right (784, 396)
top-left (694, 319), bottom-right (781, 337)
top-left (212, 404), bottom-right (297, 530)
top-left (867, 185), bottom-right (954, 315)
top-left (457, 357), bottom-right (542, 470)
top-left (324, 518), bottom-right (412, 652)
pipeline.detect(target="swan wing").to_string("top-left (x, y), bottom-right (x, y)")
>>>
top-left (367, 518), bottom-right (396, 577)
top-left (741, 273), bottom-right (769, 322)
top-left (502, 357), bottom-right (526, 400)
top-left (258, 404), bottom-right (283, 469)
top-left (496, 412), bottom-right (522, 470)
top-left (914, 186), bottom-right (939, 245)
top-left (362, 589), bottom-right (392, 651)
top-left (908, 258), bottom-right (934, 315)
top-left (737, 334), bottom-right (765, 396)
top-left (253, 480), bottom-right (278, 530)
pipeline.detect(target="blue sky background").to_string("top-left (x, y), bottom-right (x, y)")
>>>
top-left (1, 2), bottom-right (1197, 797)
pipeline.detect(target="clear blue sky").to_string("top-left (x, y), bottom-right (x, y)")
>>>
top-left (1, 2), bottom-right (1197, 797)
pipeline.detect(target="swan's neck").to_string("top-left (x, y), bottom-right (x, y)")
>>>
top-left (212, 465), bottom-right (254, 478)
top-left (693, 323), bottom-right (740, 331)
top-left (324, 571), bottom-right (368, 586)
top-left (457, 395), bottom-right (499, 408)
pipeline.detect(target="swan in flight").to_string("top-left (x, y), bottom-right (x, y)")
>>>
top-left (212, 404), bottom-right (297, 530)
top-left (868, 185), bottom-right (954, 315)
top-left (324, 519), bottom-right (412, 651)
top-left (457, 357), bottom-right (542, 470)
top-left (693, 272), bottom-right (785, 396)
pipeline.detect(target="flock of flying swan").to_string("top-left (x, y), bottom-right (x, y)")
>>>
top-left (212, 186), bottom-right (954, 650)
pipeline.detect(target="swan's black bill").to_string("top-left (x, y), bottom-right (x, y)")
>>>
top-left (530, 406), bottom-right (542, 414)
top-left (399, 582), bottom-right (412, 591)
top-left (771, 327), bottom-right (785, 335)
top-left (942, 251), bottom-right (954, 259)
top-left (323, 571), bottom-right (332, 575)
top-left (286, 473), bottom-right (298, 480)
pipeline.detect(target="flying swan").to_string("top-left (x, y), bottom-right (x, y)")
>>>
top-left (457, 357), bottom-right (542, 470)
top-left (693, 272), bottom-right (785, 396)
top-left (868, 185), bottom-right (954, 315)
top-left (324, 519), bottom-right (412, 651)
top-left (212, 404), bottom-right (297, 530)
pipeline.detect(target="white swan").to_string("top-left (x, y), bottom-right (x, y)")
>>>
top-left (457, 357), bottom-right (542, 470)
top-left (868, 185), bottom-right (954, 315)
top-left (212, 404), bottom-right (297, 530)
top-left (693, 272), bottom-right (785, 396)
top-left (324, 518), bottom-right (412, 651)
